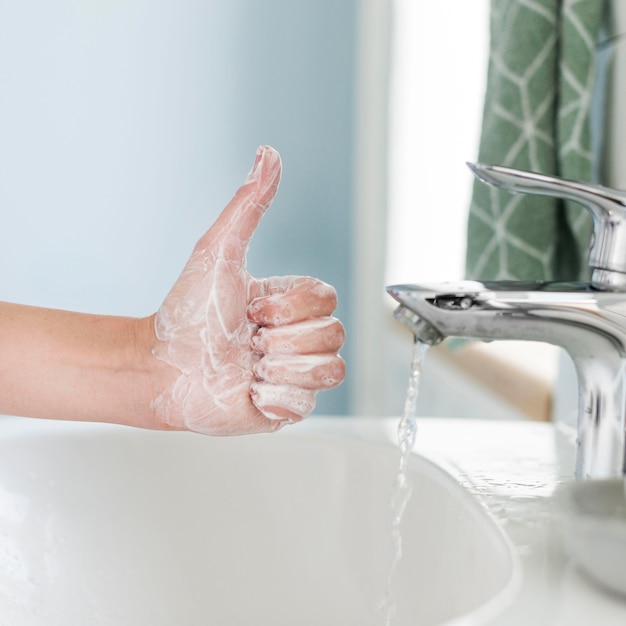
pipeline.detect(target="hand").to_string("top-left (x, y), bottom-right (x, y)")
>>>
top-left (151, 146), bottom-right (345, 435)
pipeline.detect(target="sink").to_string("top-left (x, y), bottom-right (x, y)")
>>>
top-left (0, 417), bottom-right (516, 625)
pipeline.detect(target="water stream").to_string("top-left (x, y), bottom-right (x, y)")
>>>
top-left (380, 338), bottom-right (429, 625)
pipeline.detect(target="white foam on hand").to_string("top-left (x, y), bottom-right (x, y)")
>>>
top-left (151, 146), bottom-right (345, 435)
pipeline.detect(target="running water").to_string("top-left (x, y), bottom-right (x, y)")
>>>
top-left (380, 339), bottom-right (429, 626)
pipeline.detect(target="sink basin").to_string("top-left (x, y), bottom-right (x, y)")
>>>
top-left (0, 418), bottom-right (516, 625)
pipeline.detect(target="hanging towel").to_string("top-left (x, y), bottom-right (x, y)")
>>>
top-left (465, 0), bottom-right (603, 282)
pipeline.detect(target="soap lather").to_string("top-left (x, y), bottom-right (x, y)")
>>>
top-left (388, 164), bottom-right (626, 480)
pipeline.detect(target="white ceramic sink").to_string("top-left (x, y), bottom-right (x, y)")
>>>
top-left (0, 417), bottom-right (515, 625)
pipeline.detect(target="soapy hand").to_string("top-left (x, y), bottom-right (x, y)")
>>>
top-left (151, 146), bottom-right (346, 435)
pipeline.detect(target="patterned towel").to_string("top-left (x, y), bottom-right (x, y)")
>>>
top-left (465, 0), bottom-right (602, 282)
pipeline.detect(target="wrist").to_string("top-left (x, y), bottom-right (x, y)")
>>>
top-left (133, 314), bottom-right (182, 431)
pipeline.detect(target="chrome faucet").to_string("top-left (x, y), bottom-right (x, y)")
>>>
top-left (388, 164), bottom-right (626, 480)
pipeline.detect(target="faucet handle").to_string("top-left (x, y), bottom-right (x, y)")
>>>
top-left (468, 163), bottom-right (626, 291)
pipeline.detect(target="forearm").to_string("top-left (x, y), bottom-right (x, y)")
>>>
top-left (0, 302), bottom-right (176, 429)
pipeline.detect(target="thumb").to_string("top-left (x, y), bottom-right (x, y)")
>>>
top-left (197, 145), bottom-right (282, 261)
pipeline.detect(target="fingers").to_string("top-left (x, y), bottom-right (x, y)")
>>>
top-left (251, 382), bottom-right (317, 422)
top-left (251, 317), bottom-right (345, 355)
top-left (247, 278), bottom-right (346, 420)
top-left (195, 145), bottom-right (282, 261)
top-left (247, 277), bottom-right (338, 326)
top-left (253, 354), bottom-right (345, 390)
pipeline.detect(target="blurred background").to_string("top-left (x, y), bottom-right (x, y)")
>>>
top-left (1, 0), bottom-right (560, 420)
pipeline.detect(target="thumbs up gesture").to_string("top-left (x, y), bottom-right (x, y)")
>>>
top-left (152, 146), bottom-right (346, 435)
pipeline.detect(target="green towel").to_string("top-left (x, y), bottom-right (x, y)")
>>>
top-left (465, 0), bottom-right (603, 282)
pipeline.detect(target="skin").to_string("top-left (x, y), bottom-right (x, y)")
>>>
top-left (0, 146), bottom-right (345, 435)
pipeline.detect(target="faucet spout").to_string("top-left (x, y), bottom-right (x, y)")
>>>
top-left (387, 281), bottom-right (626, 479)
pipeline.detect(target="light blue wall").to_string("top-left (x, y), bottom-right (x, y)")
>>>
top-left (0, 0), bottom-right (357, 415)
